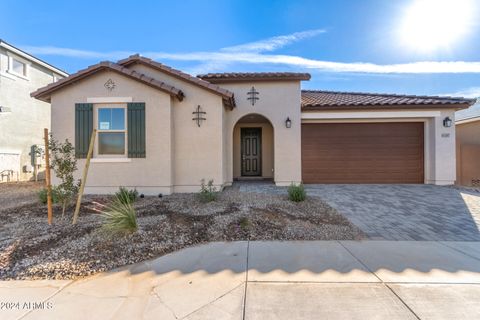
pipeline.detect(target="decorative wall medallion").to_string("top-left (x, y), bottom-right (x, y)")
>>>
top-left (192, 105), bottom-right (206, 127)
top-left (247, 86), bottom-right (259, 106)
top-left (104, 79), bottom-right (116, 91)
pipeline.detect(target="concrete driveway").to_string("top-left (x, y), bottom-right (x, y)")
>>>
top-left (2, 241), bottom-right (480, 320)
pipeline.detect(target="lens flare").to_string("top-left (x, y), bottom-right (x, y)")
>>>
top-left (399, 0), bottom-right (475, 52)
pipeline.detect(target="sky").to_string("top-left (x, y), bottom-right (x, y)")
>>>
top-left (2, 0), bottom-right (480, 98)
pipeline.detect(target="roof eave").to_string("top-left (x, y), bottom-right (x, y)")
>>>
top-left (223, 95), bottom-right (236, 110)
top-left (31, 62), bottom-right (184, 102)
top-left (0, 40), bottom-right (69, 77)
top-left (456, 116), bottom-right (480, 125)
top-left (118, 56), bottom-right (236, 104)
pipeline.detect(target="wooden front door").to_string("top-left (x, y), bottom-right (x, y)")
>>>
top-left (241, 128), bottom-right (262, 176)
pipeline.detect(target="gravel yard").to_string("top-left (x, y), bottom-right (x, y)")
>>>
top-left (0, 184), bottom-right (364, 280)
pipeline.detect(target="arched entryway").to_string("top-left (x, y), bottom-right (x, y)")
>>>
top-left (233, 113), bottom-right (274, 180)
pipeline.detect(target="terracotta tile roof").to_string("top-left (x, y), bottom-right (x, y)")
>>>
top-left (301, 90), bottom-right (476, 111)
top-left (117, 55), bottom-right (235, 108)
top-left (31, 61), bottom-right (184, 102)
top-left (197, 72), bottom-right (311, 83)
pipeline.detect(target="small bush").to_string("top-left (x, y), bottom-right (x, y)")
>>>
top-left (288, 183), bottom-right (306, 202)
top-left (115, 187), bottom-right (138, 205)
top-left (198, 179), bottom-right (217, 203)
top-left (101, 194), bottom-right (138, 234)
top-left (38, 187), bottom-right (60, 204)
top-left (48, 136), bottom-right (80, 217)
top-left (239, 217), bottom-right (250, 231)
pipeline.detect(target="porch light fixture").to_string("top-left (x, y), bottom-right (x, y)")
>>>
top-left (285, 117), bottom-right (292, 128)
top-left (443, 117), bottom-right (452, 128)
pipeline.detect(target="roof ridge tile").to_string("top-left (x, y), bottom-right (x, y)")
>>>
top-left (301, 90), bottom-right (476, 110)
top-left (197, 72), bottom-right (311, 82)
top-left (301, 89), bottom-right (475, 102)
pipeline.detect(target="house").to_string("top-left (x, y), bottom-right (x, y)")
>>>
top-left (31, 55), bottom-right (476, 195)
top-left (455, 102), bottom-right (480, 187)
top-left (0, 40), bottom-right (68, 182)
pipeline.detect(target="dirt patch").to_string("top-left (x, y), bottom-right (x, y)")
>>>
top-left (0, 188), bottom-right (365, 280)
top-left (0, 181), bottom-right (43, 211)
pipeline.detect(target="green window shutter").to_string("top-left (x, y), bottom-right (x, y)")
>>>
top-left (127, 102), bottom-right (146, 158)
top-left (75, 103), bottom-right (93, 158)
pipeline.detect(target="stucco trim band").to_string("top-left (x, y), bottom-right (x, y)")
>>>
top-left (87, 97), bottom-right (133, 103)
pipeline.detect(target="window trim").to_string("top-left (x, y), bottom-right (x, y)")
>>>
top-left (6, 52), bottom-right (30, 80)
top-left (94, 104), bottom-right (127, 158)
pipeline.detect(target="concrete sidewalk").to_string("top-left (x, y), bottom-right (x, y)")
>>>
top-left (1, 241), bottom-right (480, 320)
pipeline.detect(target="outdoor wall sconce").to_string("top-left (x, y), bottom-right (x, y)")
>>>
top-left (443, 116), bottom-right (452, 128)
top-left (285, 117), bottom-right (292, 128)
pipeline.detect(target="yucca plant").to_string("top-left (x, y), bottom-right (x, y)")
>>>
top-left (101, 194), bottom-right (138, 234)
top-left (115, 187), bottom-right (138, 205)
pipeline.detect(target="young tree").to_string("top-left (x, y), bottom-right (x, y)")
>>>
top-left (49, 136), bottom-right (80, 217)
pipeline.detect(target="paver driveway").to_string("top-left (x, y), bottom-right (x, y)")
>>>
top-left (236, 182), bottom-right (480, 241)
top-left (305, 185), bottom-right (480, 241)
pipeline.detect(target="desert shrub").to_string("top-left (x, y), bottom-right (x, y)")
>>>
top-left (38, 186), bottom-right (60, 204)
top-left (115, 187), bottom-right (138, 205)
top-left (288, 183), bottom-right (306, 202)
top-left (198, 179), bottom-right (217, 203)
top-left (48, 136), bottom-right (80, 217)
top-left (239, 217), bottom-right (250, 231)
top-left (101, 194), bottom-right (138, 234)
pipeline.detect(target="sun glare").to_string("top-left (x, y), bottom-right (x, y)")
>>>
top-left (399, 0), bottom-right (475, 52)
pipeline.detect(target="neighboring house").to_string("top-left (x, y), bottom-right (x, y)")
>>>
top-left (0, 40), bottom-right (68, 182)
top-left (31, 55), bottom-right (475, 195)
top-left (455, 102), bottom-right (480, 187)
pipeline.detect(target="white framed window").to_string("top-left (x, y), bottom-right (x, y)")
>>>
top-left (12, 59), bottom-right (26, 75)
top-left (7, 53), bottom-right (30, 80)
top-left (95, 106), bottom-right (127, 157)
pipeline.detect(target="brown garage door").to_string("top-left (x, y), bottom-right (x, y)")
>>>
top-left (302, 122), bottom-right (424, 184)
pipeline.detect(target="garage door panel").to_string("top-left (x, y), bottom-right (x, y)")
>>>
top-left (302, 141), bottom-right (423, 149)
top-left (303, 152), bottom-right (423, 160)
top-left (301, 122), bottom-right (424, 184)
top-left (303, 150), bottom-right (422, 158)
top-left (303, 172), bottom-right (422, 182)
top-left (302, 134), bottom-right (422, 141)
top-left (302, 161), bottom-right (423, 170)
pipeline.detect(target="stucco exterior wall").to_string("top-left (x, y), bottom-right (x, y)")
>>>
top-left (50, 71), bottom-right (175, 195)
top-left (456, 119), bottom-right (480, 186)
top-left (429, 110), bottom-right (456, 185)
top-left (0, 48), bottom-right (63, 181)
top-left (233, 122), bottom-right (274, 179)
top-left (221, 81), bottom-right (302, 186)
top-left (301, 109), bottom-right (457, 185)
top-left (126, 63), bottom-right (226, 192)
